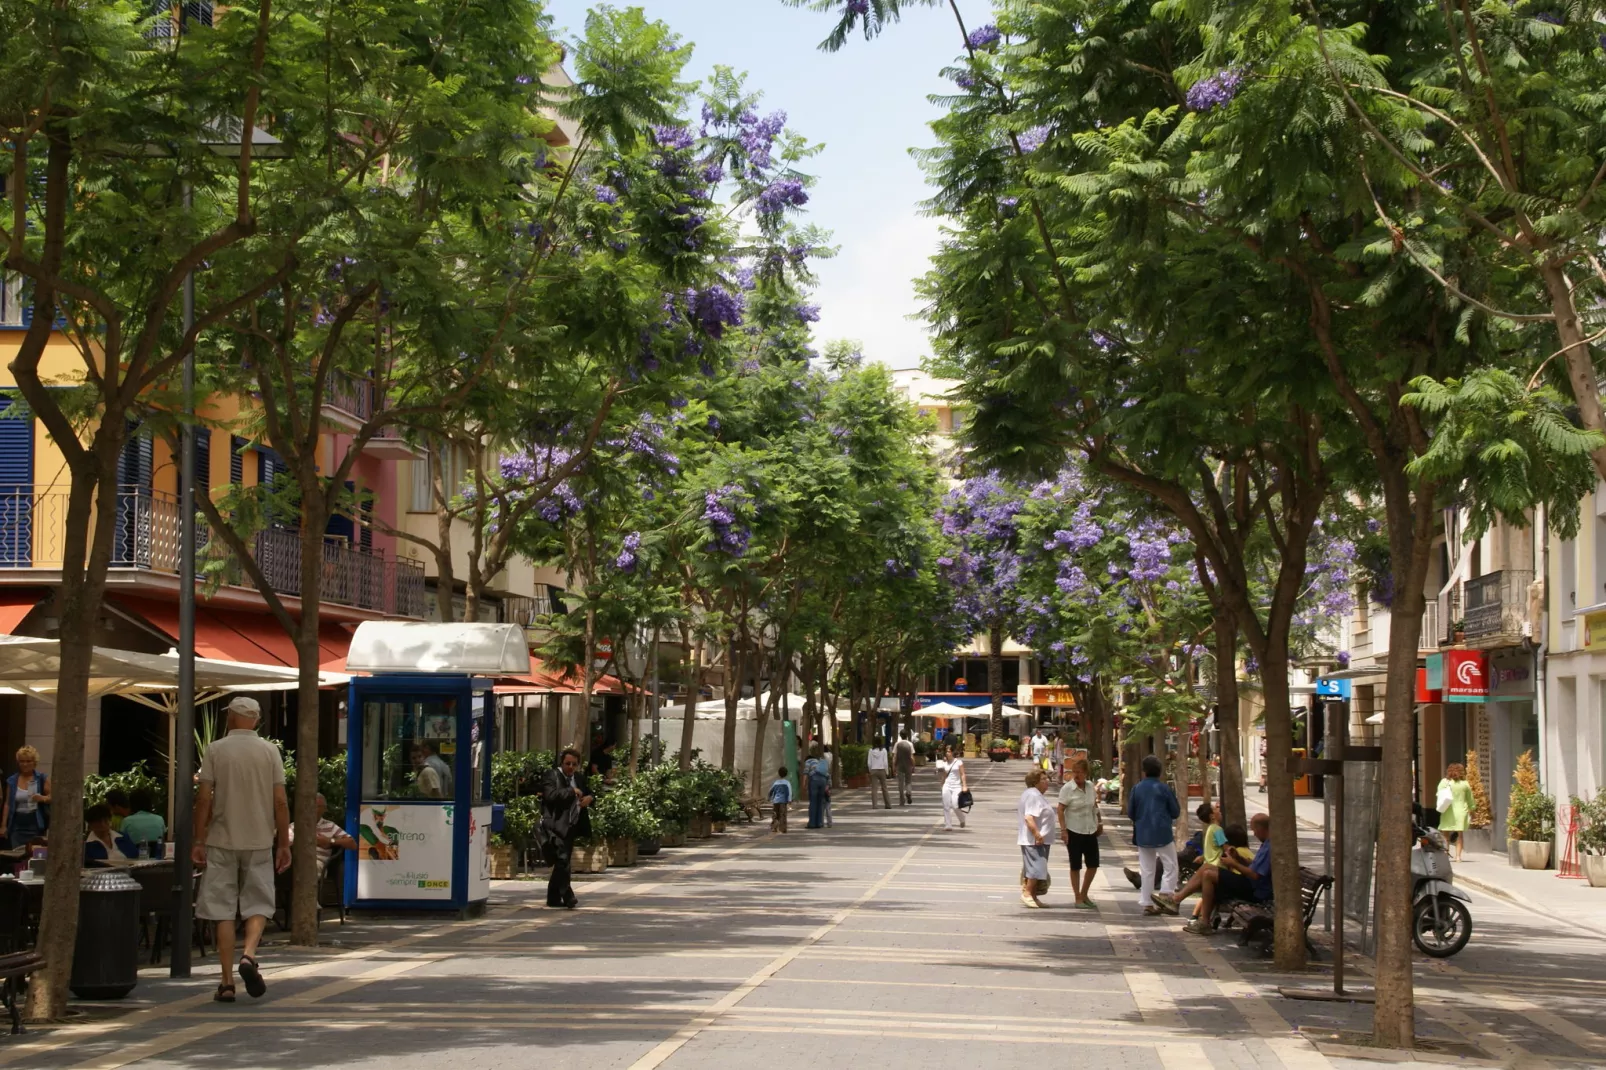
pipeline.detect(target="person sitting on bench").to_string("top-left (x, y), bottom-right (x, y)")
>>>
top-left (1159, 812), bottom-right (1271, 934)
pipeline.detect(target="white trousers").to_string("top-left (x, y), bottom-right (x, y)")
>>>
top-left (942, 784), bottom-right (964, 828)
top-left (1137, 843), bottom-right (1179, 908)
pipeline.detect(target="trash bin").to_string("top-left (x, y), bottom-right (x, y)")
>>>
top-left (70, 868), bottom-right (142, 999)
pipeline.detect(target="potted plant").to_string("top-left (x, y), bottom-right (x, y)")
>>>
top-left (913, 740), bottom-right (933, 766)
top-left (659, 821), bottom-right (687, 848)
top-left (591, 791), bottom-right (638, 867)
top-left (1573, 795), bottom-right (1606, 887)
top-left (1452, 618), bottom-right (1466, 643)
top-left (1507, 750), bottom-right (1555, 870)
top-left (839, 744), bottom-right (870, 789)
top-left (984, 737), bottom-right (1012, 763)
top-left (1463, 749), bottom-right (1494, 854)
top-left (572, 835), bottom-right (610, 872)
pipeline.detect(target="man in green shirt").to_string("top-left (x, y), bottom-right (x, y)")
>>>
top-left (119, 787), bottom-right (167, 849)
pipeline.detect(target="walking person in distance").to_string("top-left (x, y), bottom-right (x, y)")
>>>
top-left (937, 743), bottom-right (968, 830)
top-left (893, 729), bottom-right (916, 805)
top-left (540, 748), bottom-right (594, 908)
top-left (867, 736), bottom-right (892, 809)
top-left (1436, 762), bottom-right (1474, 862)
top-left (768, 766), bottom-right (793, 833)
top-left (1018, 769), bottom-right (1056, 908)
top-left (804, 742), bottom-right (831, 829)
top-left (192, 697), bottom-right (291, 1003)
top-left (1056, 758), bottom-right (1102, 908)
top-left (1128, 754), bottom-right (1180, 915)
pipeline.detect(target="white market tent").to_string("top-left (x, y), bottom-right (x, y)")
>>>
top-left (912, 701), bottom-right (976, 719)
top-left (0, 635), bottom-right (306, 711)
top-left (346, 621), bottom-right (531, 675)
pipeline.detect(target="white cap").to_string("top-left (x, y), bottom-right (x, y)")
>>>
top-left (226, 696), bottom-right (262, 719)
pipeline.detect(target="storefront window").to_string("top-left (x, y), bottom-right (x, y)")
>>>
top-left (361, 697), bottom-right (458, 800)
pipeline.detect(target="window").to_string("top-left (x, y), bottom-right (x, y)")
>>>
top-left (0, 273), bottom-right (22, 327)
top-left (360, 697), bottom-right (458, 801)
top-left (409, 451), bottom-right (434, 513)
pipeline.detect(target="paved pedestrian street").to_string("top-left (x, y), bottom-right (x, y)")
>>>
top-left (11, 763), bottom-right (1606, 1070)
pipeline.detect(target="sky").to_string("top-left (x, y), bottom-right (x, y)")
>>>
top-left (542, 0), bottom-right (995, 371)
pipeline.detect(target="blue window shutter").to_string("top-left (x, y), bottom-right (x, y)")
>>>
top-left (0, 398), bottom-right (34, 567)
top-left (326, 481), bottom-right (355, 542)
top-left (230, 436), bottom-right (244, 484)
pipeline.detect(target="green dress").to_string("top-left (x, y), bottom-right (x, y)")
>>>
top-left (1437, 778), bottom-right (1473, 832)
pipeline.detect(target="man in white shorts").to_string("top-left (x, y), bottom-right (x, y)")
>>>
top-left (193, 696), bottom-right (291, 1002)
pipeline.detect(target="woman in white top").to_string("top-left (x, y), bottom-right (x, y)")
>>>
top-left (936, 743), bottom-right (968, 830)
top-left (867, 738), bottom-right (891, 809)
top-left (1018, 769), bottom-right (1056, 908)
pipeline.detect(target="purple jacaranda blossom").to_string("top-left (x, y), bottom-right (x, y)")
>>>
top-left (1336, 650), bottom-right (1351, 669)
top-left (967, 24), bottom-right (1001, 49)
top-left (1186, 68), bottom-right (1245, 111)
top-left (796, 304), bottom-right (821, 323)
top-left (615, 532), bottom-right (641, 573)
top-left (595, 186), bottom-right (619, 204)
top-left (1535, 11), bottom-right (1563, 23)
top-left (755, 178), bottom-right (809, 215)
top-left (1017, 125), bottom-right (1050, 152)
top-left (955, 72), bottom-right (975, 90)
top-left (703, 484), bottom-right (752, 557)
top-left (848, 0), bottom-right (869, 14)
top-left (652, 125), bottom-right (696, 151)
top-left (998, 196), bottom-right (1019, 216)
top-left (688, 285), bottom-right (745, 337)
top-left (703, 163), bottom-right (725, 184)
top-left (515, 74), bottom-right (534, 85)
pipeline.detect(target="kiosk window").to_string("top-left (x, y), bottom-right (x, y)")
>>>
top-left (361, 698), bottom-right (458, 800)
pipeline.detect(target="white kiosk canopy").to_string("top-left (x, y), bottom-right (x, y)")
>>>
top-left (346, 622), bottom-right (531, 675)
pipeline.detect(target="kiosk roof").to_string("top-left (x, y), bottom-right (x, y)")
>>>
top-left (347, 622), bottom-right (531, 675)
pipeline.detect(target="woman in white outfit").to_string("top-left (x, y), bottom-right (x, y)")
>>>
top-left (937, 744), bottom-right (968, 830)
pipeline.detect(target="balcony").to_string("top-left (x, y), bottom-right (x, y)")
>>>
top-left (321, 373), bottom-right (419, 460)
top-left (1461, 569), bottom-right (1534, 645)
top-left (500, 586), bottom-right (563, 626)
top-left (1437, 585), bottom-right (1462, 646)
top-left (0, 486), bottom-right (424, 618)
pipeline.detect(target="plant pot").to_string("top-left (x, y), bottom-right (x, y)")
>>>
top-left (988, 749), bottom-right (1011, 763)
top-left (606, 837), bottom-right (638, 867)
top-left (914, 756), bottom-right (928, 767)
top-left (845, 773), bottom-right (869, 789)
top-left (637, 837), bottom-right (662, 857)
top-left (712, 819), bottom-right (727, 834)
top-left (689, 813), bottom-right (713, 839)
top-left (574, 842), bottom-right (610, 873)
top-left (488, 843), bottom-right (514, 880)
top-left (1584, 853), bottom-right (1606, 888)
top-left (1187, 784), bottom-right (1203, 798)
top-left (1461, 827), bottom-right (1492, 855)
top-left (1453, 631), bottom-right (1465, 643)
top-left (1509, 839), bottom-right (1552, 870)
top-left (660, 828), bottom-right (687, 848)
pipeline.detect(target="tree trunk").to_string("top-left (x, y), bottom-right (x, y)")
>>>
top-left (678, 636), bottom-right (701, 771)
top-left (1539, 261), bottom-right (1606, 482)
top-left (1214, 610), bottom-right (1246, 829)
top-left (988, 620), bottom-right (1005, 740)
top-left (1170, 724), bottom-right (1190, 844)
top-left (1372, 516), bottom-right (1435, 1047)
top-left (29, 462), bottom-right (117, 1019)
top-left (1258, 630), bottom-right (1305, 972)
top-left (720, 632), bottom-right (740, 771)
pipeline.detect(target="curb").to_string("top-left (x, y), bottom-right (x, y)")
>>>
top-left (1449, 867), bottom-right (1606, 942)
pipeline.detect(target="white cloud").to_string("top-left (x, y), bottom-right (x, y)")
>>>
top-left (810, 211), bottom-right (941, 368)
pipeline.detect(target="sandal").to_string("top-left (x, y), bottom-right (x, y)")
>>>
top-left (214, 983), bottom-right (236, 1003)
top-left (238, 955), bottom-right (266, 999)
top-left (1143, 905), bottom-right (1163, 916)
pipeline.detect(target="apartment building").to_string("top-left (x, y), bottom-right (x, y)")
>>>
top-left (1545, 487), bottom-right (1606, 810)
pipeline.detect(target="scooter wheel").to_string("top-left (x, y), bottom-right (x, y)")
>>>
top-left (1412, 894), bottom-right (1471, 957)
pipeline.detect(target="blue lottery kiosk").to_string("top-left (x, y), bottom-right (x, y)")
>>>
top-left (343, 621), bottom-right (531, 915)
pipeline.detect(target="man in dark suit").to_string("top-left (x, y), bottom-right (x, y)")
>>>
top-left (541, 747), bottom-right (593, 908)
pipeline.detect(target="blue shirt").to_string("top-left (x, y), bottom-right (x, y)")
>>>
top-left (1127, 777), bottom-right (1180, 847)
top-left (768, 778), bottom-right (793, 804)
top-left (1249, 838), bottom-right (1273, 900)
top-left (84, 831), bottom-right (137, 865)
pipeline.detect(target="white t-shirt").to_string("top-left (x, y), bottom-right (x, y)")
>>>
top-left (939, 757), bottom-right (965, 789)
top-left (868, 747), bottom-right (889, 772)
top-left (1031, 734), bottom-right (1047, 759)
top-left (1018, 788), bottom-right (1056, 846)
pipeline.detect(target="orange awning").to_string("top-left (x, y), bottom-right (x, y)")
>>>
top-left (0, 591), bottom-right (42, 636)
top-left (115, 597), bottom-right (353, 674)
top-left (493, 664), bottom-right (632, 696)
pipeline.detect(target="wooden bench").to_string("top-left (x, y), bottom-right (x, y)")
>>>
top-left (1216, 866), bottom-right (1333, 955)
top-left (0, 951), bottom-right (43, 1035)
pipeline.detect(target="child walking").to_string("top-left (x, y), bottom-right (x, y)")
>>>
top-left (768, 766), bottom-right (793, 833)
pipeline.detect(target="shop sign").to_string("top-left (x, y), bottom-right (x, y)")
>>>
top-left (1415, 667), bottom-right (1442, 704)
top-left (1018, 684), bottom-right (1078, 707)
top-left (1443, 649), bottom-right (1489, 702)
top-left (1425, 654), bottom-right (1444, 692)
top-left (357, 803), bottom-right (454, 900)
top-left (1583, 613), bottom-right (1606, 648)
top-left (1488, 650), bottom-right (1535, 701)
top-left (1315, 677), bottom-right (1352, 699)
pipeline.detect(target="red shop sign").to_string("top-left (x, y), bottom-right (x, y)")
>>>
top-left (1415, 667), bottom-right (1442, 704)
top-left (1443, 649), bottom-right (1488, 699)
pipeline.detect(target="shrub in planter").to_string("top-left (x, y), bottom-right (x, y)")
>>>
top-left (838, 745), bottom-right (870, 779)
top-left (84, 761), bottom-right (169, 820)
top-left (1572, 794), bottom-right (1606, 887)
top-left (492, 750), bottom-right (555, 804)
top-left (1508, 751), bottom-right (1555, 869)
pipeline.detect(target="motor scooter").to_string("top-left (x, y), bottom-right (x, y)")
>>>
top-left (1412, 823), bottom-right (1472, 957)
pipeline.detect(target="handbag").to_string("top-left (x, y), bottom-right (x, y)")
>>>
top-left (957, 789), bottom-right (973, 811)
